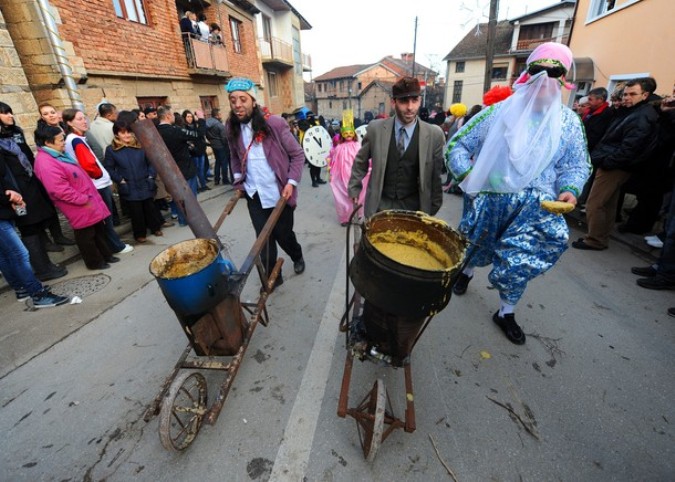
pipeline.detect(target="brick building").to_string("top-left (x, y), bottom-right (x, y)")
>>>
top-left (0, 0), bottom-right (310, 126)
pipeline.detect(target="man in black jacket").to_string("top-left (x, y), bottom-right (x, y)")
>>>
top-left (156, 105), bottom-right (198, 226)
top-left (573, 78), bottom-right (659, 250)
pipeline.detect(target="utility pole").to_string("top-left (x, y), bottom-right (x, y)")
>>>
top-left (412, 16), bottom-right (418, 78)
top-left (483, 0), bottom-right (499, 94)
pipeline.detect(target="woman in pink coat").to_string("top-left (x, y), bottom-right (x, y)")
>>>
top-left (33, 124), bottom-right (117, 270)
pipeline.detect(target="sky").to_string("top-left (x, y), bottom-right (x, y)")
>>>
top-left (290, 0), bottom-right (559, 80)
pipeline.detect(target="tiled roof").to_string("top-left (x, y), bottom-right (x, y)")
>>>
top-left (379, 56), bottom-right (437, 76)
top-left (443, 20), bottom-right (514, 61)
top-left (314, 64), bottom-right (371, 81)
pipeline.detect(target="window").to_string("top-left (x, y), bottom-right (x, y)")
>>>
top-left (113, 0), bottom-right (147, 24)
top-left (343, 101), bottom-right (348, 110)
top-left (329, 101), bottom-right (332, 109)
top-left (491, 66), bottom-right (508, 80)
top-left (292, 27), bottom-right (302, 76)
top-left (230, 17), bottom-right (242, 53)
top-left (199, 96), bottom-right (219, 117)
top-left (137, 96), bottom-right (167, 110)
top-left (357, 82), bottom-right (362, 90)
top-left (262, 15), bottom-right (272, 42)
top-left (452, 80), bottom-right (463, 103)
top-left (455, 61), bottom-right (465, 73)
top-left (267, 71), bottom-right (278, 97)
top-left (590, 0), bottom-right (618, 18)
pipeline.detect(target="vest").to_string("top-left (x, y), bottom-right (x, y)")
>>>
top-left (382, 124), bottom-right (420, 202)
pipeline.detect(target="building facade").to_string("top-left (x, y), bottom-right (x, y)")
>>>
top-left (0, 0), bottom-right (310, 123)
top-left (443, 1), bottom-right (576, 108)
top-left (567, 0), bottom-right (673, 99)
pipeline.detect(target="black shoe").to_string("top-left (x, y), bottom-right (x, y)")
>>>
top-left (668, 307), bottom-right (675, 318)
top-left (53, 235), bottom-right (76, 246)
top-left (106, 256), bottom-right (121, 263)
top-left (636, 275), bottom-right (675, 290)
top-left (317, 179), bottom-right (327, 184)
top-left (492, 312), bottom-right (526, 345)
top-left (261, 275), bottom-right (284, 294)
top-left (293, 258), bottom-right (305, 274)
top-left (202, 186), bottom-right (211, 191)
top-left (45, 241), bottom-right (64, 253)
top-left (312, 181), bottom-right (319, 188)
top-left (36, 265), bottom-right (68, 282)
top-left (214, 180), bottom-right (221, 185)
top-left (452, 273), bottom-right (472, 295)
top-left (88, 263), bottom-right (110, 270)
top-left (571, 239), bottom-right (607, 251)
top-left (631, 266), bottom-right (657, 277)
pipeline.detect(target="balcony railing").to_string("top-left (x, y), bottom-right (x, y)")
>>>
top-left (258, 36), bottom-right (293, 69)
top-left (183, 33), bottom-right (230, 76)
top-left (513, 34), bottom-right (570, 52)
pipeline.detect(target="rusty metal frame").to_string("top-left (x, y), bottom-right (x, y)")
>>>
top-left (144, 190), bottom-right (289, 432)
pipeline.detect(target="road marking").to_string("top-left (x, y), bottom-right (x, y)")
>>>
top-left (270, 248), bottom-right (347, 481)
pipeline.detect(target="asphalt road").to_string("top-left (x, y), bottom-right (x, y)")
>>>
top-left (0, 180), bottom-right (674, 481)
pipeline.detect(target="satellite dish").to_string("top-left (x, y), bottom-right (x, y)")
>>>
top-left (302, 126), bottom-right (332, 167)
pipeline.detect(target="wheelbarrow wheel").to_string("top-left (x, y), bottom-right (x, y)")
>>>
top-left (356, 378), bottom-right (386, 462)
top-left (159, 371), bottom-right (208, 451)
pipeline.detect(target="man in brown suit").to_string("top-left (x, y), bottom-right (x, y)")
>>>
top-left (348, 77), bottom-right (445, 217)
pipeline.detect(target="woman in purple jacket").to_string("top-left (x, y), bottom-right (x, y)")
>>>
top-left (33, 124), bottom-right (117, 270)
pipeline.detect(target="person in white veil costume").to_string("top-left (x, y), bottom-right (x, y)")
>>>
top-left (445, 42), bottom-right (591, 345)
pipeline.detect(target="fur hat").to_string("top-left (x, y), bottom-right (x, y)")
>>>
top-left (392, 77), bottom-right (421, 99)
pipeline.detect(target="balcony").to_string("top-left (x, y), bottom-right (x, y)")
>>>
top-left (183, 34), bottom-right (230, 77)
top-left (513, 34), bottom-right (570, 52)
top-left (258, 36), bottom-right (293, 70)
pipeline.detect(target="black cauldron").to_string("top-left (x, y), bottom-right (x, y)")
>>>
top-left (350, 210), bottom-right (467, 318)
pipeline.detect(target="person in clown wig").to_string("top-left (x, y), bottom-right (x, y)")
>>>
top-left (328, 110), bottom-right (369, 225)
top-left (445, 42), bottom-right (591, 345)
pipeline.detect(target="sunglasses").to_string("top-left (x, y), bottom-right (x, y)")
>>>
top-left (527, 64), bottom-right (566, 79)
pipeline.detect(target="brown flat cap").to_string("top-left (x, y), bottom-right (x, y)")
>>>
top-left (392, 77), bottom-right (421, 99)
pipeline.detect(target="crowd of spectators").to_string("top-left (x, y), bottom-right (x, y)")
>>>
top-left (0, 100), bottom-right (232, 308)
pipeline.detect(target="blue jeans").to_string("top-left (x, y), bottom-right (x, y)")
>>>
top-left (212, 147), bottom-right (231, 184)
top-left (98, 186), bottom-right (126, 252)
top-left (0, 219), bottom-right (42, 295)
top-left (170, 176), bottom-right (198, 226)
top-left (193, 155), bottom-right (208, 189)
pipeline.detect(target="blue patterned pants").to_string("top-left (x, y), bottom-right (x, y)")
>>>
top-left (459, 189), bottom-right (569, 305)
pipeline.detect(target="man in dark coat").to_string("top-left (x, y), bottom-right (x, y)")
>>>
top-left (156, 105), bottom-right (198, 226)
top-left (573, 78), bottom-right (659, 250)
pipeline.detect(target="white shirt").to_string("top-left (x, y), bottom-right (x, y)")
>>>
top-left (65, 133), bottom-right (112, 190)
top-left (197, 21), bottom-right (210, 42)
top-left (241, 123), bottom-right (280, 209)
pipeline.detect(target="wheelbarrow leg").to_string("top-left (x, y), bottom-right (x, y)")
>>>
top-left (403, 363), bottom-right (416, 433)
top-left (337, 350), bottom-right (354, 418)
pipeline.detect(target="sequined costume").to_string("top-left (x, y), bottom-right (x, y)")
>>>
top-left (447, 102), bottom-right (590, 305)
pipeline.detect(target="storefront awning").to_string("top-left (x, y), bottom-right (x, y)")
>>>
top-left (572, 57), bottom-right (595, 82)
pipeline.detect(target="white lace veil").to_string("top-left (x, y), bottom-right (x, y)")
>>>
top-left (460, 42), bottom-right (574, 195)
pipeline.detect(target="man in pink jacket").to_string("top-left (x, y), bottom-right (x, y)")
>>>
top-left (33, 124), bottom-right (117, 270)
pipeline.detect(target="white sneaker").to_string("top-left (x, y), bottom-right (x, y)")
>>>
top-left (644, 235), bottom-right (659, 243)
top-left (118, 244), bottom-right (134, 254)
top-left (646, 238), bottom-right (664, 249)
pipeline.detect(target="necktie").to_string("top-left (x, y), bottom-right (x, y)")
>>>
top-left (397, 127), bottom-right (406, 156)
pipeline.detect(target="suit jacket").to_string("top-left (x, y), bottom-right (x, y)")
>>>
top-left (348, 117), bottom-right (444, 217)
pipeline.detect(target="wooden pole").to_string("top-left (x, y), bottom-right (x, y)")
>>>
top-left (483, 0), bottom-right (500, 94)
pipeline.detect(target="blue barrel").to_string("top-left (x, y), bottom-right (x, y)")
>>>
top-left (149, 239), bottom-right (235, 321)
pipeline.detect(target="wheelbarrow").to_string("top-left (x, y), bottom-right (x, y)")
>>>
top-left (337, 209), bottom-right (469, 461)
top-left (129, 119), bottom-right (291, 451)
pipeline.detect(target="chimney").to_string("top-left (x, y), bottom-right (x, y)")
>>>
top-left (401, 53), bottom-right (413, 62)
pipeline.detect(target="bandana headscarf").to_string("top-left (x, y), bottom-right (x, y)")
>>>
top-left (461, 42), bottom-right (573, 194)
top-left (226, 77), bottom-right (257, 99)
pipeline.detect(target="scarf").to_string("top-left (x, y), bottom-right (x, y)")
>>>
top-left (41, 146), bottom-right (79, 165)
top-left (0, 138), bottom-right (33, 177)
